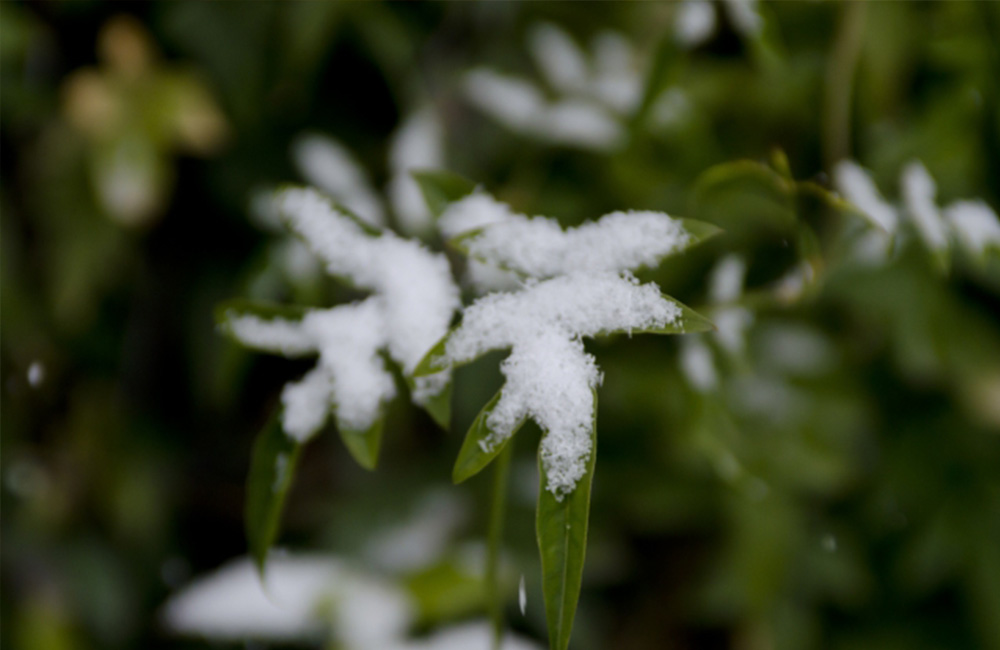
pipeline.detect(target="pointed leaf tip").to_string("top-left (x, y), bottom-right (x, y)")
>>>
top-left (453, 389), bottom-right (522, 484)
top-left (246, 411), bottom-right (302, 575)
top-left (412, 170), bottom-right (478, 218)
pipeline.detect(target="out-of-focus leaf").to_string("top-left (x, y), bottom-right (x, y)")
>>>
top-left (537, 390), bottom-right (598, 650)
top-left (246, 411), bottom-right (302, 574)
top-left (337, 416), bottom-right (384, 471)
top-left (406, 373), bottom-right (452, 431)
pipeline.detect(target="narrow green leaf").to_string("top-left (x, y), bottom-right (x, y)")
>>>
top-left (679, 218), bottom-right (724, 247)
top-left (602, 297), bottom-right (714, 336)
top-left (406, 372), bottom-right (453, 431)
top-left (453, 389), bottom-right (524, 484)
top-left (413, 334), bottom-right (451, 377)
top-left (215, 299), bottom-right (309, 329)
top-left (537, 390), bottom-right (598, 650)
top-left (246, 411), bottom-right (302, 575)
top-left (412, 170), bottom-right (478, 218)
top-left (337, 416), bottom-right (385, 470)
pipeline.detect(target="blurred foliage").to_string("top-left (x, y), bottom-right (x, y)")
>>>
top-left (2, 2), bottom-right (999, 650)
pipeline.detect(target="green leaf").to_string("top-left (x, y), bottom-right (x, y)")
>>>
top-left (606, 296), bottom-right (715, 336)
top-left (453, 389), bottom-right (524, 484)
top-left (691, 160), bottom-right (797, 237)
top-left (537, 390), bottom-right (598, 650)
top-left (405, 372), bottom-right (453, 431)
top-left (413, 334), bottom-right (452, 377)
top-left (412, 170), bottom-right (478, 218)
top-left (215, 298), bottom-right (309, 329)
top-left (246, 411), bottom-right (302, 575)
top-left (679, 218), bottom-right (725, 248)
top-left (337, 416), bottom-right (385, 470)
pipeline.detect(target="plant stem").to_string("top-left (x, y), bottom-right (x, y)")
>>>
top-left (487, 443), bottom-right (514, 650)
top-left (823, 0), bottom-right (868, 169)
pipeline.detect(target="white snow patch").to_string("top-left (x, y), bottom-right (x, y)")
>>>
top-left (27, 361), bottom-right (45, 388)
top-left (529, 23), bottom-right (589, 96)
top-left (292, 133), bottom-right (386, 227)
top-left (385, 621), bottom-right (543, 650)
top-left (161, 555), bottom-right (413, 646)
top-left (445, 197), bottom-right (691, 278)
top-left (366, 490), bottom-right (468, 572)
top-left (463, 69), bottom-right (624, 151)
top-left (675, 0), bottom-right (716, 48)
top-left (680, 337), bottom-right (717, 392)
top-left (709, 255), bottom-right (746, 304)
top-left (388, 108), bottom-right (445, 236)
top-left (723, 0), bottom-right (763, 36)
top-left (833, 160), bottom-right (899, 233)
top-left (277, 187), bottom-right (458, 382)
top-left (518, 575), bottom-right (527, 615)
top-left (224, 314), bottom-right (315, 357)
top-left (591, 31), bottom-right (642, 114)
top-left (440, 273), bottom-right (681, 498)
top-left (945, 200), bottom-right (1000, 257)
top-left (901, 161), bottom-right (948, 253)
top-left (713, 307), bottom-right (754, 356)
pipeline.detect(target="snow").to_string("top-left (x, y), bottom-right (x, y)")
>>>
top-left (439, 273), bottom-right (682, 498)
top-left (705, 255), bottom-right (752, 355)
top-left (723, 0), bottom-right (762, 36)
top-left (224, 313), bottom-right (316, 357)
top-left (277, 187), bottom-right (458, 381)
top-left (675, 0), bottom-right (716, 48)
top-left (388, 108), bottom-right (445, 236)
top-left (529, 23), bottom-right (589, 96)
top-left (901, 161), bottom-right (948, 253)
top-left (292, 133), bottom-right (386, 227)
top-left (592, 32), bottom-right (643, 114)
top-left (945, 200), bottom-right (1000, 257)
top-left (365, 490), bottom-right (468, 572)
top-left (385, 621), bottom-right (543, 650)
top-left (518, 575), bottom-right (527, 615)
top-left (225, 187), bottom-right (459, 440)
top-left (463, 69), bottom-right (624, 151)
top-left (833, 160), bottom-right (899, 233)
top-left (161, 555), bottom-right (413, 646)
top-left (27, 361), bottom-right (45, 388)
top-left (680, 337), bottom-right (717, 392)
top-left (442, 195), bottom-right (692, 278)
top-left (708, 255), bottom-right (746, 304)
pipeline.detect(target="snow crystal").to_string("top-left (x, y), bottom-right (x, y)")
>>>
top-left (292, 133), bottom-right (385, 227)
top-left (446, 198), bottom-right (691, 278)
top-left (945, 200), bottom-right (1000, 257)
top-left (441, 273), bottom-right (681, 498)
top-left (901, 161), bottom-right (948, 253)
top-left (162, 555), bottom-right (412, 646)
top-left (385, 621), bottom-right (543, 650)
top-left (388, 108), bottom-right (445, 236)
top-left (833, 160), bottom-right (899, 233)
top-left (675, 0), bottom-right (716, 48)
top-left (528, 23), bottom-right (589, 96)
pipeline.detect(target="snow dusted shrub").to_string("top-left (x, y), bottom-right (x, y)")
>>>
top-left (218, 170), bottom-right (719, 650)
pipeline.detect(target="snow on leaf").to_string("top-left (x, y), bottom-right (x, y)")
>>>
top-left (221, 187), bottom-right (459, 452)
top-left (388, 108), bottom-right (445, 237)
top-left (430, 272), bottom-right (704, 499)
top-left (440, 190), bottom-right (720, 278)
top-left (945, 200), bottom-right (1000, 259)
top-left (291, 133), bottom-right (385, 228)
